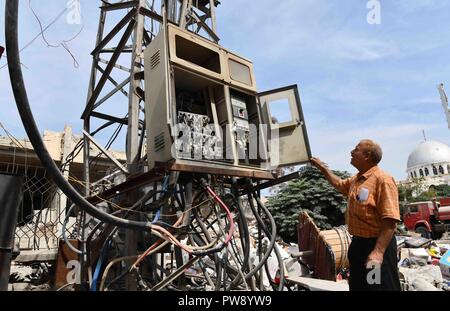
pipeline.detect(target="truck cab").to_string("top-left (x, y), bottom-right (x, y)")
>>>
top-left (403, 200), bottom-right (450, 239)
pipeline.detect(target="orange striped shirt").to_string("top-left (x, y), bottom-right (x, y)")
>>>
top-left (336, 166), bottom-right (400, 238)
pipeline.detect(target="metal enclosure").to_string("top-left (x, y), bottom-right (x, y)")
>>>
top-left (145, 24), bottom-right (311, 173)
top-left (259, 85), bottom-right (312, 168)
top-left (145, 26), bottom-right (172, 169)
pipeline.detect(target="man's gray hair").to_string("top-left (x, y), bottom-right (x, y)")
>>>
top-left (361, 139), bottom-right (383, 164)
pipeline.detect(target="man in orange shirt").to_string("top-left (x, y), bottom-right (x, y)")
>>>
top-left (311, 139), bottom-right (401, 291)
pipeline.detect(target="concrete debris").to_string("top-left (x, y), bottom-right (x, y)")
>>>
top-left (410, 278), bottom-right (443, 291)
top-left (9, 265), bottom-right (34, 282)
top-left (8, 283), bottom-right (52, 292)
top-left (14, 250), bottom-right (58, 263)
top-left (9, 262), bottom-right (51, 288)
top-left (286, 276), bottom-right (349, 291)
top-left (397, 235), bottom-right (450, 291)
top-left (399, 265), bottom-right (444, 291)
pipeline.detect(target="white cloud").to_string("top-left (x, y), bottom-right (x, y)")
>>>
top-left (324, 35), bottom-right (399, 61)
top-left (219, 1), bottom-right (398, 63)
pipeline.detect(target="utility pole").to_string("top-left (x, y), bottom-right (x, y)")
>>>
top-left (80, 0), bottom-right (220, 291)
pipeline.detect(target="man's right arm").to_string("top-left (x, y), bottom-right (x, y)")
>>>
top-left (310, 157), bottom-right (345, 190)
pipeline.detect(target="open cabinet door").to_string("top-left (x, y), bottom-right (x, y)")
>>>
top-left (259, 85), bottom-right (312, 168)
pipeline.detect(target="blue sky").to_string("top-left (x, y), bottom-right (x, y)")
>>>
top-left (1, 0), bottom-right (450, 180)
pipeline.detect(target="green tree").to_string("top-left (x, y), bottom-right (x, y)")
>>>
top-left (398, 177), bottom-right (428, 202)
top-left (398, 177), bottom-right (446, 204)
top-left (429, 184), bottom-right (450, 197)
top-left (398, 183), bottom-right (413, 204)
top-left (414, 188), bottom-right (438, 202)
top-left (266, 166), bottom-right (350, 243)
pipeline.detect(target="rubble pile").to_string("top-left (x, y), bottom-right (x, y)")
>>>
top-left (8, 262), bottom-right (52, 291)
top-left (397, 234), bottom-right (450, 291)
top-left (7, 211), bottom-right (449, 292)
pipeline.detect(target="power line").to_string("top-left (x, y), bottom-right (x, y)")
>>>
top-left (0, 6), bottom-right (67, 69)
top-left (1, 2), bottom-right (82, 70)
top-left (27, 0), bottom-right (83, 68)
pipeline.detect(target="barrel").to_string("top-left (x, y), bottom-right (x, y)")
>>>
top-left (319, 226), bottom-right (352, 271)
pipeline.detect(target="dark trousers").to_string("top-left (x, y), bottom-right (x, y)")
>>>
top-left (348, 236), bottom-right (401, 291)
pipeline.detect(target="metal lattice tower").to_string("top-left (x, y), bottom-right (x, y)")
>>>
top-left (82, 0), bottom-right (220, 190)
top-left (80, 0), bottom-right (220, 289)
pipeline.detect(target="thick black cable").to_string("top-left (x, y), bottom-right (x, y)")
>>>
top-left (248, 186), bottom-right (285, 291)
top-left (224, 192), bottom-right (250, 290)
top-left (5, 0), bottom-right (152, 231)
top-left (245, 185), bottom-right (286, 291)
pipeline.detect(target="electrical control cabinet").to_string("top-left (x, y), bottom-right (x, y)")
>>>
top-left (144, 24), bottom-right (311, 176)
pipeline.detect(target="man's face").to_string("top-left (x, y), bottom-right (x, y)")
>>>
top-left (350, 142), bottom-right (368, 169)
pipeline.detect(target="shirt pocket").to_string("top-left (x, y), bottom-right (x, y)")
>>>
top-left (353, 190), bottom-right (377, 221)
top-left (355, 187), bottom-right (374, 205)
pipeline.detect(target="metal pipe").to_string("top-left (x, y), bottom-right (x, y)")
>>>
top-left (0, 173), bottom-right (23, 291)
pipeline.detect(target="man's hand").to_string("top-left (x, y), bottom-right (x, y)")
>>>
top-left (310, 157), bottom-right (327, 170)
top-left (310, 157), bottom-right (343, 190)
top-left (366, 247), bottom-right (384, 268)
top-left (365, 219), bottom-right (397, 268)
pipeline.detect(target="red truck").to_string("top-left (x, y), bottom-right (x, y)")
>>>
top-left (403, 199), bottom-right (450, 239)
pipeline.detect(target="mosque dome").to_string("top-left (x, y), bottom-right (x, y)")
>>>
top-left (407, 141), bottom-right (450, 169)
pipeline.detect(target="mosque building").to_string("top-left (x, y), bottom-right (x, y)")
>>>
top-left (406, 140), bottom-right (450, 189)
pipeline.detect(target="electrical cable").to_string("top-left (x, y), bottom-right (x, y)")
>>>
top-left (62, 203), bottom-right (83, 255)
top-left (253, 191), bottom-right (286, 291)
top-left (56, 282), bottom-right (76, 292)
top-left (90, 240), bottom-right (111, 291)
top-left (243, 190), bottom-right (279, 288)
top-left (189, 200), bottom-right (223, 287)
top-left (202, 182), bottom-right (235, 244)
top-left (101, 241), bottom-right (170, 291)
top-left (6, 2), bottom-right (285, 291)
top-left (0, 4), bottom-right (68, 70)
top-left (5, 0), bottom-right (157, 232)
top-left (224, 191), bottom-right (250, 289)
top-left (99, 255), bottom-right (138, 291)
top-left (28, 0), bottom-right (83, 68)
top-left (248, 186), bottom-right (286, 291)
top-left (212, 203), bottom-right (235, 291)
